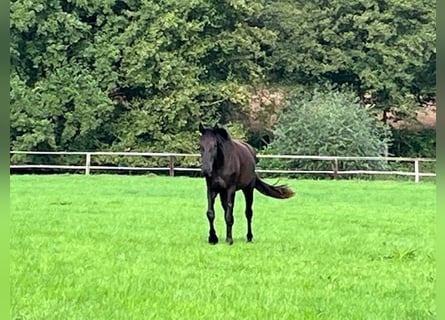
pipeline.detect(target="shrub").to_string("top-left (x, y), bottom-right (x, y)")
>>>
top-left (260, 88), bottom-right (392, 175)
top-left (390, 128), bottom-right (435, 158)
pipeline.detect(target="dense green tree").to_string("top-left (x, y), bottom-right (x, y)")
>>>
top-left (10, 0), bottom-right (271, 163)
top-left (10, 0), bottom-right (435, 167)
top-left (261, 0), bottom-right (435, 113)
top-left (10, 0), bottom-right (115, 153)
top-left (100, 0), bottom-right (271, 153)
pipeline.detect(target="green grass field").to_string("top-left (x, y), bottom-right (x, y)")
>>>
top-left (10, 175), bottom-right (436, 319)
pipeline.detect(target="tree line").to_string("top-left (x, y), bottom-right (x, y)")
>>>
top-left (10, 0), bottom-right (436, 167)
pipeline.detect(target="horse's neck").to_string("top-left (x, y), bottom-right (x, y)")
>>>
top-left (219, 140), bottom-right (235, 159)
top-left (214, 140), bottom-right (236, 174)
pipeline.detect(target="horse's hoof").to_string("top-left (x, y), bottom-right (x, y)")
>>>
top-left (208, 235), bottom-right (219, 244)
top-left (226, 238), bottom-right (233, 245)
top-left (247, 234), bottom-right (253, 242)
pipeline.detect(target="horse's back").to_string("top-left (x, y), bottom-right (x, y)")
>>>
top-left (234, 139), bottom-right (256, 156)
top-left (232, 140), bottom-right (257, 187)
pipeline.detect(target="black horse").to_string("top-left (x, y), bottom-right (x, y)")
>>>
top-left (198, 123), bottom-right (295, 245)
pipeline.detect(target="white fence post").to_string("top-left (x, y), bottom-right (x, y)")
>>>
top-left (85, 153), bottom-right (91, 175)
top-left (414, 159), bottom-right (419, 183)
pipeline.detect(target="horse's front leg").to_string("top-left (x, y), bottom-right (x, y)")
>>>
top-left (220, 188), bottom-right (236, 245)
top-left (206, 187), bottom-right (218, 244)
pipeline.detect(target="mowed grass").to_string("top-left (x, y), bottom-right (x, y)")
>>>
top-left (10, 175), bottom-right (435, 319)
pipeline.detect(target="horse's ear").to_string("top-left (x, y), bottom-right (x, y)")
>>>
top-left (199, 123), bottom-right (205, 134)
top-left (216, 127), bottom-right (230, 140)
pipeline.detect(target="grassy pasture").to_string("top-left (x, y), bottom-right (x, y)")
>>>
top-left (10, 175), bottom-right (435, 319)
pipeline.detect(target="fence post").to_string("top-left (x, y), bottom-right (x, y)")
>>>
top-left (414, 159), bottom-right (419, 183)
top-left (85, 153), bottom-right (91, 175)
top-left (169, 155), bottom-right (175, 176)
top-left (332, 158), bottom-right (338, 179)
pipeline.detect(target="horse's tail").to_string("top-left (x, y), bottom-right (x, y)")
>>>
top-left (254, 175), bottom-right (295, 199)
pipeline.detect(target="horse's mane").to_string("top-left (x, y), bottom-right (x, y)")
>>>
top-left (213, 127), bottom-right (234, 157)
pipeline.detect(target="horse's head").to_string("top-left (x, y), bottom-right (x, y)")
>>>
top-left (198, 123), bottom-right (229, 177)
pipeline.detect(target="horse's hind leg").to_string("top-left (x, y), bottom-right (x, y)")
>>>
top-left (207, 188), bottom-right (218, 244)
top-left (220, 188), bottom-right (236, 245)
top-left (242, 186), bottom-right (254, 242)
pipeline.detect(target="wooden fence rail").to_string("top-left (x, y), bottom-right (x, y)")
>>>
top-left (10, 151), bottom-right (436, 183)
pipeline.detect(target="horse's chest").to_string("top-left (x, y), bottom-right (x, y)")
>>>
top-left (210, 176), bottom-right (228, 190)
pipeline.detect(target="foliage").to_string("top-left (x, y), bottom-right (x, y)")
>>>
top-left (260, 88), bottom-right (392, 172)
top-left (261, 0), bottom-right (436, 110)
top-left (390, 128), bottom-right (436, 158)
top-left (10, 0), bottom-right (435, 161)
top-left (10, 0), bottom-right (270, 158)
top-left (385, 128), bottom-right (436, 175)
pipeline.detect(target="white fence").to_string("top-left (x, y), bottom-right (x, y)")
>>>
top-left (10, 151), bottom-right (436, 183)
